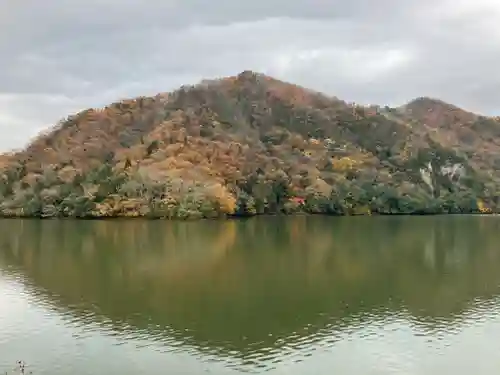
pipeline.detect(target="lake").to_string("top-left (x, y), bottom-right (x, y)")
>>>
top-left (1, 216), bottom-right (500, 374)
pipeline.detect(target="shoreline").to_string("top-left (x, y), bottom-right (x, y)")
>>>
top-left (0, 211), bottom-right (496, 221)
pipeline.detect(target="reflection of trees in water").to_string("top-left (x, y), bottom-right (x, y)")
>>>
top-left (422, 217), bottom-right (475, 272)
top-left (0, 216), bottom-right (500, 363)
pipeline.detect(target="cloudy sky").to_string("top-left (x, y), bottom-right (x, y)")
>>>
top-left (1, 0), bottom-right (500, 151)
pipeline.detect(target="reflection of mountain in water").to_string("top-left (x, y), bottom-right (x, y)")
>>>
top-left (1, 216), bottom-right (500, 367)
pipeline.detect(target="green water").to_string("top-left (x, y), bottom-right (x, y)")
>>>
top-left (1, 216), bottom-right (500, 374)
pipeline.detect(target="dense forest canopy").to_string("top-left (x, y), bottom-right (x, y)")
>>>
top-left (1, 70), bottom-right (500, 219)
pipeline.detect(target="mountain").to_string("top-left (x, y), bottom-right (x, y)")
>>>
top-left (1, 70), bottom-right (499, 219)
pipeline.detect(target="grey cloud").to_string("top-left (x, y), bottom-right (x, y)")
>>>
top-left (4, 0), bottom-right (419, 30)
top-left (0, 0), bottom-right (499, 151)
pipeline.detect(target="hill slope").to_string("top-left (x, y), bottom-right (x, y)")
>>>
top-left (1, 71), bottom-right (499, 218)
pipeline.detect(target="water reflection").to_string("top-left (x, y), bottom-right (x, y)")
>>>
top-left (1, 216), bottom-right (500, 371)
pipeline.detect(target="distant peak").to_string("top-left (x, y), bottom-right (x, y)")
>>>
top-left (237, 70), bottom-right (257, 78)
top-left (401, 96), bottom-right (478, 128)
top-left (238, 69), bottom-right (265, 76)
top-left (235, 70), bottom-right (267, 81)
top-left (405, 96), bottom-right (453, 109)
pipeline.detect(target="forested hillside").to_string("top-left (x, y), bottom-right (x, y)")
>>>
top-left (1, 70), bottom-right (499, 219)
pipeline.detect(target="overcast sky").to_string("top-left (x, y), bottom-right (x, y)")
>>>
top-left (1, 0), bottom-right (500, 151)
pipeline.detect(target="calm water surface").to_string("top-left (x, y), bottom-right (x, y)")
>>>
top-left (1, 216), bottom-right (500, 374)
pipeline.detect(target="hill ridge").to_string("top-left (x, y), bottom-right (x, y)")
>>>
top-left (1, 71), bottom-right (499, 218)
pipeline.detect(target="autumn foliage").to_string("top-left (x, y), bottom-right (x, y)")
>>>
top-left (0, 71), bottom-right (499, 219)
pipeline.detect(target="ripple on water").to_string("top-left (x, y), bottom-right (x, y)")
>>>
top-left (3, 289), bottom-right (500, 374)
